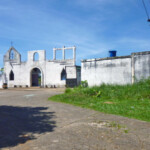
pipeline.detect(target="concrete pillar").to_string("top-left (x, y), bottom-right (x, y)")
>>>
top-left (131, 53), bottom-right (135, 84)
top-left (73, 46), bottom-right (76, 65)
top-left (53, 48), bottom-right (56, 60)
top-left (63, 46), bottom-right (65, 60)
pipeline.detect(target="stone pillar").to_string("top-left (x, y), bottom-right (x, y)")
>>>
top-left (53, 48), bottom-right (56, 60)
top-left (73, 46), bottom-right (76, 65)
top-left (63, 46), bottom-right (65, 60)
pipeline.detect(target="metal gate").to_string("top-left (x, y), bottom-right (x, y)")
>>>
top-left (66, 79), bottom-right (77, 87)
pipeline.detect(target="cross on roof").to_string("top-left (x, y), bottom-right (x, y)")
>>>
top-left (11, 41), bottom-right (13, 47)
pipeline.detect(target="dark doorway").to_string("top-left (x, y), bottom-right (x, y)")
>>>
top-left (9, 70), bottom-right (14, 81)
top-left (31, 68), bottom-right (41, 87)
top-left (61, 69), bottom-right (66, 80)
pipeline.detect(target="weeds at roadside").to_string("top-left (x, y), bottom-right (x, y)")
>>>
top-left (49, 78), bottom-right (150, 122)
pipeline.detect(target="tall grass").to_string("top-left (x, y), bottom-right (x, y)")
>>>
top-left (49, 79), bottom-right (150, 122)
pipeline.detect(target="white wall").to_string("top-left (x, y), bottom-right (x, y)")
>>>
top-left (82, 56), bottom-right (132, 86)
top-left (0, 74), bottom-right (7, 89)
top-left (0, 75), bottom-right (2, 88)
top-left (66, 66), bottom-right (77, 79)
top-left (82, 51), bottom-right (150, 87)
top-left (133, 52), bottom-right (150, 81)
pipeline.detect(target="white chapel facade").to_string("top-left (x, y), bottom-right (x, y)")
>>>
top-left (2, 46), bottom-right (81, 88)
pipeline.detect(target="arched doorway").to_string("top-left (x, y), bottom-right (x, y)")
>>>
top-left (31, 68), bottom-right (41, 87)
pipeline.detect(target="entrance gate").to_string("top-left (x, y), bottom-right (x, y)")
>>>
top-left (31, 68), bottom-right (41, 87)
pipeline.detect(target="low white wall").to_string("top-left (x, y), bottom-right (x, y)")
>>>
top-left (0, 75), bottom-right (3, 88)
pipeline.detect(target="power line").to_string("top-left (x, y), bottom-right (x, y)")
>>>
top-left (148, 0), bottom-right (150, 21)
top-left (142, 0), bottom-right (150, 21)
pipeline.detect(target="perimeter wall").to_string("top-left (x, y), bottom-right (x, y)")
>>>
top-left (81, 51), bottom-right (150, 86)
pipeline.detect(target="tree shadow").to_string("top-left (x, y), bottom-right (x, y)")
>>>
top-left (0, 106), bottom-right (56, 149)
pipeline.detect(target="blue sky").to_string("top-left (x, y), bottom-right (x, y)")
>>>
top-left (0, 0), bottom-right (150, 68)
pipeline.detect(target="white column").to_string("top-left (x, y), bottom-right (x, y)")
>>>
top-left (63, 46), bottom-right (65, 60)
top-left (131, 53), bottom-right (135, 84)
top-left (53, 48), bottom-right (56, 60)
top-left (73, 46), bottom-right (76, 65)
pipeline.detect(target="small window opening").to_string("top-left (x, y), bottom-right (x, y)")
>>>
top-left (61, 69), bottom-right (66, 80)
top-left (10, 70), bottom-right (14, 81)
top-left (10, 50), bottom-right (15, 60)
top-left (34, 52), bottom-right (39, 61)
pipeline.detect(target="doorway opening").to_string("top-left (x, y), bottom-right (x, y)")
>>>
top-left (31, 68), bottom-right (41, 87)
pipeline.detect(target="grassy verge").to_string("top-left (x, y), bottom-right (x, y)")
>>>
top-left (49, 79), bottom-right (150, 122)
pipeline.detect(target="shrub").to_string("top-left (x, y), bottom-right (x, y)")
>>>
top-left (80, 80), bottom-right (88, 88)
top-left (65, 88), bottom-right (72, 93)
